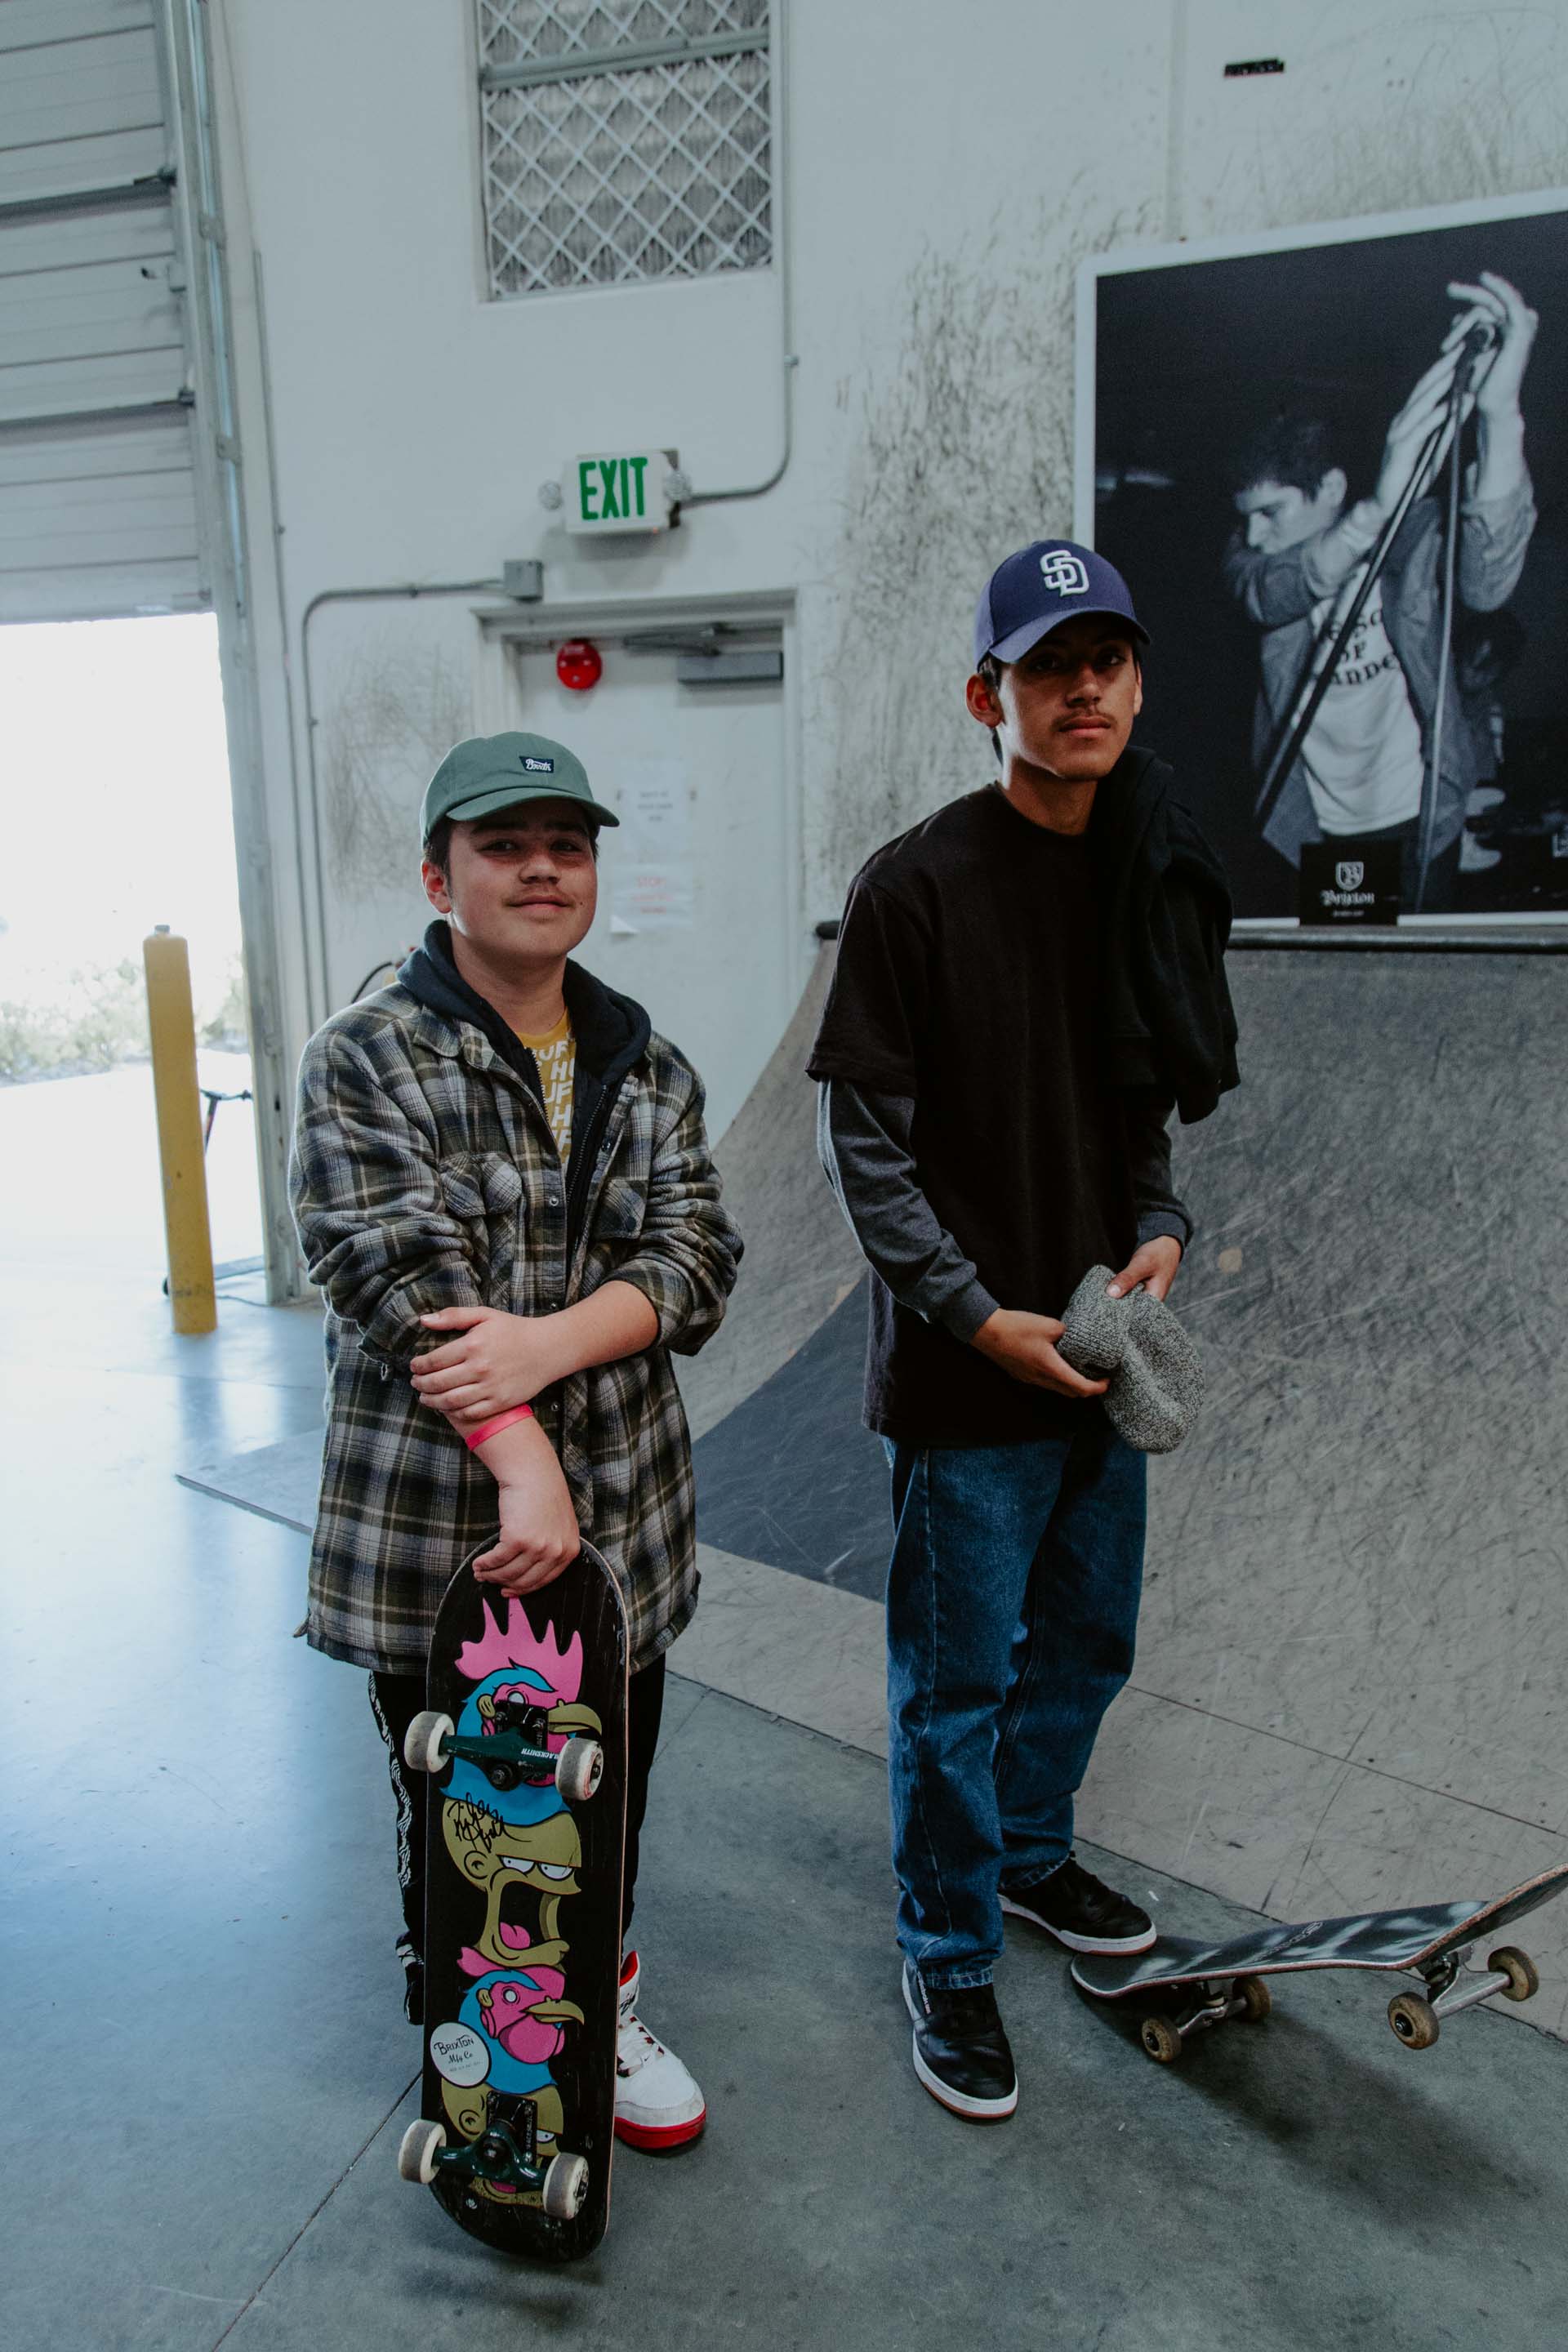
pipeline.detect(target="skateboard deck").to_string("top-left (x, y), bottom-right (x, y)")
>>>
top-left (396, 1539), bottom-right (629, 2259)
top-left (1071, 1862), bottom-right (1568, 2062)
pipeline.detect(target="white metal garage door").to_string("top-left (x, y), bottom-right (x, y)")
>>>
top-left (0, 0), bottom-right (202, 621)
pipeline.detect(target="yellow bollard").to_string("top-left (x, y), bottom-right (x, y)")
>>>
top-left (143, 926), bottom-right (217, 1334)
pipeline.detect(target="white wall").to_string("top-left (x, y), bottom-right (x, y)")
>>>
top-left (209, 0), bottom-right (1568, 1114)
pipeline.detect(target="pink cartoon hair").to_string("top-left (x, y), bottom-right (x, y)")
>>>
top-left (455, 1596), bottom-right (583, 1704)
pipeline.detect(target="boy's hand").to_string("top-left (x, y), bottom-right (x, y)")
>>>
top-left (471, 1419), bottom-right (581, 1592)
top-left (1106, 1236), bottom-right (1183, 1303)
top-left (972, 1308), bottom-right (1108, 1400)
top-left (413, 1303), bottom-right (565, 1419)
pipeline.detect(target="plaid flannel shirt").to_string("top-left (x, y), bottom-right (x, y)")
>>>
top-left (289, 981), bottom-right (742, 1675)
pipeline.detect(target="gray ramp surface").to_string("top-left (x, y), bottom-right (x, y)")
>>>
top-left (676, 937), bottom-right (864, 1439)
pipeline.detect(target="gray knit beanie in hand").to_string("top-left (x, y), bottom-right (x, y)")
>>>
top-left (1058, 1264), bottom-right (1205, 1454)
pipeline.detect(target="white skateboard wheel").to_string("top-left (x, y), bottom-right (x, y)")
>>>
top-left (555, 1735), bottom-right (603, 1805)
top-left (403, 1711), bottom-right (453, 1775)
top-left (399, 2117), bottom-right (447, 2184)
top-left (542, 2150), bottom-right (590, 2220)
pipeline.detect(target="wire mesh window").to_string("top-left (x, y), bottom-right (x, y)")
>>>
top-left (475, 1), bottom-right (773, 297)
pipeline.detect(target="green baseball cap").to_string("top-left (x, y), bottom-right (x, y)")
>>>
top-left (420, 731), bottom-right (619, 844)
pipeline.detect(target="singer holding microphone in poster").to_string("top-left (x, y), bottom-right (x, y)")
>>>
top-left (1225, 271), bottom-right (1538, 912)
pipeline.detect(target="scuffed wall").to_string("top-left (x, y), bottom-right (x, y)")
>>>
top-left (1183, 7), bottom-right (1568, 238)
top-left (319, 645), bottom-right (473, 899)
top-left (810, 198), bottom-right (1156, 908)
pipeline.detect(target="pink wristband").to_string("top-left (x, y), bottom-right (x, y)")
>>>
top-left (465, 1403), bottom-right (535, 1450)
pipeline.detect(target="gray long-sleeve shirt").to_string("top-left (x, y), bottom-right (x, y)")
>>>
top-left (817, 1078), bottom-right (1189, 1343)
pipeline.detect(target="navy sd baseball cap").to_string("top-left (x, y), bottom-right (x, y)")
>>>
top-left (973, 539), bottom-right (1149, 668)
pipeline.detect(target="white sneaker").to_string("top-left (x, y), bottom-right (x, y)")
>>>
top-left (613, 1950), bottom-right (706, 2151)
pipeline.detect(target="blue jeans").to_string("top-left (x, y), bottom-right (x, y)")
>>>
top-left (884, 1426), bottom-right (1147, 1989)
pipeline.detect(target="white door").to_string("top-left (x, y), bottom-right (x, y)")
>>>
top-left (504, 626), bottom-right (794, 1140)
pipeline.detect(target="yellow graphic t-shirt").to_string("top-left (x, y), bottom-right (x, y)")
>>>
top-left (516, 1007), bottom-right (576, 1162)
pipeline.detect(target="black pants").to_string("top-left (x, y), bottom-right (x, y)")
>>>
top-left (369, 1653), bottom-right (667, 1962)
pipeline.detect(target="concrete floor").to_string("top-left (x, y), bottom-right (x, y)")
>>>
top-left (7, 1294), bottom-right (1568, 2351)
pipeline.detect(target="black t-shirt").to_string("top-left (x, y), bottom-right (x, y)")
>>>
top-left (808, 786), bottom-right (1140, 1446)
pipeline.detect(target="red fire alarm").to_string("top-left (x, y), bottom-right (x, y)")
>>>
top-left (556, 638), bottom-right (603, 692)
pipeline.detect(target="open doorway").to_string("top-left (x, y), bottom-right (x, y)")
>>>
top-left (0, 614), bottom-right (262, 1307)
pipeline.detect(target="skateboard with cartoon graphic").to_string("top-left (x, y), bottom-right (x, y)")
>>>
top-left (1071, 1862), bottom-right (1568, 2063)
top-left (396, 1538), bottom-right (628, 2261)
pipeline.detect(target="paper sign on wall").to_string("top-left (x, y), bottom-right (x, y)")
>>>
top-left (610, 763), bottom-right (695, 933)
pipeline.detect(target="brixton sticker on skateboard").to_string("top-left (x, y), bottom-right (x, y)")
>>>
top-left (397, 1541), bottom-right (629, 2261)
top-left (430, 2024), bottom-right (489, 2088)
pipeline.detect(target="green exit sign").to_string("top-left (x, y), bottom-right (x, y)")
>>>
top-left (564, 448), bottom-right (675, 535)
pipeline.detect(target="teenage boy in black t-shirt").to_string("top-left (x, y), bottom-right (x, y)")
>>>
top-left (808, 542), bottom-right (1236, 2121)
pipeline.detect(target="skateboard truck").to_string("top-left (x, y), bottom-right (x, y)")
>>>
top-left (398, 2102), bottom-right (591, 2222)
top-left (403, 1706), bottom-right (604, 1805)
top-left (1138, 1975), bottom-right (1272, 2063)
top-left (1387, 1943), bottom-right (1539, 2050)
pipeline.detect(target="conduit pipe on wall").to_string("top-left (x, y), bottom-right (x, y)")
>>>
top-left (682, 0), bottom-right (796, 508)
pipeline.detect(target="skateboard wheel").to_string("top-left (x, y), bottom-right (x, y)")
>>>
top-left (1388, 1992), bottom-right (1440, 2050)
top-left (403, 1711), bottom-right (453, 1776)
top-left (1489, 1945), bottom-right (1539, 2002)
top-left (555, 1735), bottom-right (604, 1806)
top-left (542, 2151), bottom-right (590, 2221)
top-left (1237, 1975), bottom-right (1272, 2024)
top-left (398, 2117), bottom-right (447, 2184)
top-left (1139, 2016), bottom-right (1183, 2064)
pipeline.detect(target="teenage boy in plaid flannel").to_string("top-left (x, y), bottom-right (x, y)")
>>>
top-left (291, 732), bottom-right (742, 2150)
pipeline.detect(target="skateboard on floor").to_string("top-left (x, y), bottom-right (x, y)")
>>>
top-left (396, 1539), bottom-right (629, 2260)
top-left (1071, 1862), bottom-right (1568, 2064)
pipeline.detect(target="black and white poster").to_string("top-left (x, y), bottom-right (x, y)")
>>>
top-left (1077, 193), bottom-right (1568, 924)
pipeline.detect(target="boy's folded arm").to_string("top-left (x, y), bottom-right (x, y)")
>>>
top-left (289, 1029), bottom-right (482, 1364)
top-left (817, 1079), bottom-right (998, 1343)
top-left (605, 1065), bottom-right (743, 1358)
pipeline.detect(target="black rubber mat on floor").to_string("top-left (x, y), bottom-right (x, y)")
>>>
top-left (692, 1281), bottom-right (889, 1600)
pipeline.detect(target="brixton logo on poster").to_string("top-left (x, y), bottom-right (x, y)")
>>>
top-left (1299, 840), bottom-right (1402, 924)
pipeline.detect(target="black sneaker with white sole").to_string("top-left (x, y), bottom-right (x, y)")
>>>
top-left (1000, 1855), bottom-right (1156, 1954)
top-left (902, 1963), bottom-right (1018, 2122)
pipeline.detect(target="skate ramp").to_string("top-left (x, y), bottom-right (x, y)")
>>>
top-left (688, 945), bottom-right (1568, 2039)
top-left (1088, 944), bottom-right (1568, 2025)
top-left (677, 938), bottom-right (864, 1441)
